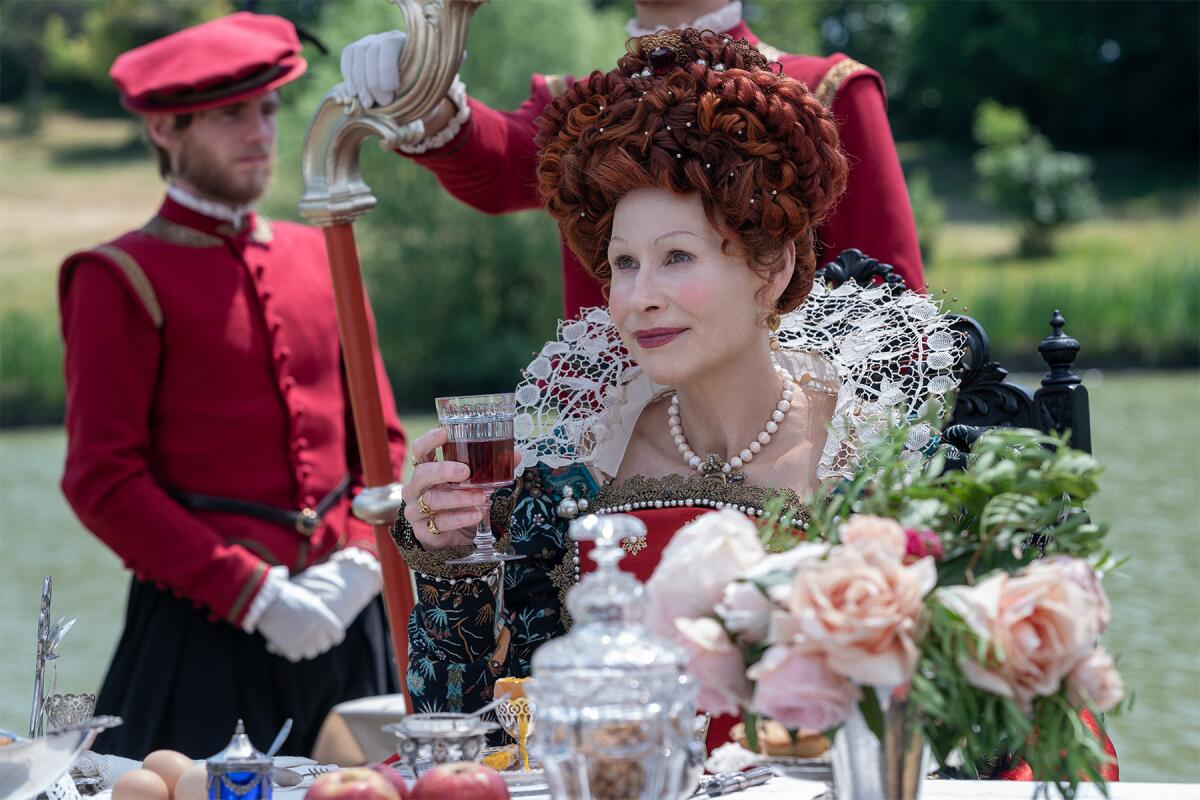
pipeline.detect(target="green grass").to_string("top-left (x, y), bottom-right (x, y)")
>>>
top-left (924, 208), bottom-right (1200, 369)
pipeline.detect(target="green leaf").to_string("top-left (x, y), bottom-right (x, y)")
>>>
top-left (858, 687), bottom-right (887, 743)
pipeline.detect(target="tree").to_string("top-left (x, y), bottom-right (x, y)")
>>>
top-left (972, 101), bottom-right (1100, 257)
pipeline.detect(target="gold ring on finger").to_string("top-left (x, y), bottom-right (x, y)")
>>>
top-left (417, 494), bottom-right (432, 519)
top-left (425, 514), bottom-right (441, 536)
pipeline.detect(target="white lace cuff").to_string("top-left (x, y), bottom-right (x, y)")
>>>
top-left (398, 74), bottom-right (470, 155)
top-left (241, 565), bottom-right (288, 633)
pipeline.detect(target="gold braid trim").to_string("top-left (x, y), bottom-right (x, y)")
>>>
top-left (226, 561), bottom-right (269, 625)
top-left (814, 57), bottom-right (871, 109)
top-left (140, 217), bottom-right (222, 248)
top-left (543, 74), bottom-right (568, 99)
top-left (94, 245), bottom-right (164, 329)
top-left (389, 494), bottom-right (515, 580)
top-left (590, 473), bottom-right (810, 523)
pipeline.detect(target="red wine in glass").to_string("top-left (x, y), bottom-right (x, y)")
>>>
top-left (434, 393), bottom-right (523, 565)
top-left (441, 437), bottom-right (517, 490)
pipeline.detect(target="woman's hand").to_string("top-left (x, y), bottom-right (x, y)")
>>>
top-left (402, 427), bottom-right (487, 550)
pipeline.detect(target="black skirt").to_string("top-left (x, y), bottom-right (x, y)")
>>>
top-left (93, 578), bottom-right (398, 759)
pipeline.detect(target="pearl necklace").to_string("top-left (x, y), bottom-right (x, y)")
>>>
top-left (669, 367), bottom-right (796, 481)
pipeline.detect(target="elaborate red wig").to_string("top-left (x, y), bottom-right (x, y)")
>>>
top-left (536, 28), bottom-right (848, 311)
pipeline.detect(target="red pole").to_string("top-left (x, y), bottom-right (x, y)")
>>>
top-left (322, 221), bottom-right (414, 705)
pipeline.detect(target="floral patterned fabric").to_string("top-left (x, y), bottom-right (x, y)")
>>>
top-left (403, 462), bottom-right (598, 714)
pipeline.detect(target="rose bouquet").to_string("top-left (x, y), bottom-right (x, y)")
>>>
top-left (645, 426), bottom-right (1125, 798)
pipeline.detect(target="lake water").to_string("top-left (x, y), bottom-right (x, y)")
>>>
top-left (2, 372), bottom-right (1198, 781)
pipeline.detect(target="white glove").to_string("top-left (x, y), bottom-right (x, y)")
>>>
top-left (340, 30), bottom-right (407, 109)
top-left (292, 548), bottom-right (383, 628)
top-left (247, 566), bottom-right (346, 662)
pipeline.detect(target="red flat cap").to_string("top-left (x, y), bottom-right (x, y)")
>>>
top-left (109, 12), bottom-right (307, 114)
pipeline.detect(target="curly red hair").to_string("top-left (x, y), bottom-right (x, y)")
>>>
top-left (536, 28), bottom-right (848, 312)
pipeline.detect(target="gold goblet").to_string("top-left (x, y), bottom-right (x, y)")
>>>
top-left (494, 677), bottom-right (535, 772)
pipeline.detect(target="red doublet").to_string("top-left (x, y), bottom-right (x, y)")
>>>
top-left (59, 197), bottom-right (405, 626)
top-left (405, 20), bottom-right (925, 316)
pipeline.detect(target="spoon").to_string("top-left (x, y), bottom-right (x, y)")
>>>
top-left (266, 718), bottom-right (293, 758)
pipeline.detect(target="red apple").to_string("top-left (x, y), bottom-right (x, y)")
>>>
top-left (305, 767), bottom-right (401, 800)
top-left (369, 762), bottom-right (411, 800)
top-left (410, 763), bottom-right (509, 800)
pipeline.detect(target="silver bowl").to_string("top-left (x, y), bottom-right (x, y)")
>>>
top-left (45, 694), bottom-right (98, 732)
top-left (0, 716), bottom-right (121, 800)
top-left (382, 713), bottom-right (497, 777)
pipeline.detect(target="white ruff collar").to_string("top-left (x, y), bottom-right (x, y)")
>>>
top-left (513, 278), bottom-right (964, 483)
top-left (626, 1), bottom-right (743, 38)
top-left (167, 184), bottom-right (253, 228)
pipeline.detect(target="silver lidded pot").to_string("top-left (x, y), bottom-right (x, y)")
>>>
top-left (529, 514), bottom-right (697, 800)
top-left (206, 720), bottom-right (272, 800)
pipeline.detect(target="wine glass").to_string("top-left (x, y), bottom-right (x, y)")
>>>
top-left (434, 393), bottom-right (524, 565)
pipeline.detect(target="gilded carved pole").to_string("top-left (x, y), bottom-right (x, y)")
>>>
top-left (299, 0), bottom-right (487, 700)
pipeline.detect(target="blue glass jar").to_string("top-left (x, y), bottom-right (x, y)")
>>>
top-left (207, 720), bottom-right (273, 800)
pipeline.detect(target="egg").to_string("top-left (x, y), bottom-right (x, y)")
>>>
top-left (112, 769), bottom-right (170, 800)
top-left (173, 763), bottom-right (209, 800)
top-left (142, 750), bottom-right (195, 794)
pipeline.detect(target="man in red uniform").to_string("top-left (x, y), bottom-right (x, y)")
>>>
top-left (338, 0), bottom-right (925, 316)
top-left (58, 12), bottom-right (406, 758)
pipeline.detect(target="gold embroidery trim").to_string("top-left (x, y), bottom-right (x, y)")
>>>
top-left (390, 495), bottom-right (515, 579)
top-left (549, 541), bottom-right (577, 631)
top-left (140, 216), bottom-right (223, 248)
top-left (544, 74), bottom-right (568, 99)
top-left (227, 561), bottom-right (269, 624)
top-left (591, 473), bottom-right (809, 521)
top-left (814, 57), bottom-right (870, 109)
top-left (94, 245), bottom-right (164, 329)
top-left (229, 538), bottom-right (283, 567)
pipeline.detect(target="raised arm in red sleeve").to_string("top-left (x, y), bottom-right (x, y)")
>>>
top-left (60, 261), bottom-right (270, 625)
top-left (819, 73), bottom-right (925, 290)
top-left (406, 77), bottom-right (559, 215)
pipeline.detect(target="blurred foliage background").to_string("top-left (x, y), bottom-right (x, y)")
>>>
top-left (1, 0), bottom-right (1197, 424)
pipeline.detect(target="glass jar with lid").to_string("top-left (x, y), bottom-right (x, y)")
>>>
top-left (529, 514), bottom-right (697, 800)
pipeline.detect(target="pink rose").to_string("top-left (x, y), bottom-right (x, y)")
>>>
top-left (1068, 648), bottom-right (1124, 713)
top-left (715, 581), bottom-right (774, 644)
top-left (938, 558), bottom-right (1108, 711)
top-left (674, 617), bottom-right (752, 717)
top-left (1040, 556), bottom-right (1111, 633)
top-left (747, 645), bottom-right (858, 731)
top-left (840, 514), bottom-right (907, 559)
top-left (904, 528), bottom-right (943, 564)
top-left (645, 510), bottom-right (765, 640)
top-left (782, 544), bottom-right (936, 686)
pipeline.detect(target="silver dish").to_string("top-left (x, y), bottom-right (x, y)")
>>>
top-left (0, 716), bottom-right (122, 800)
top-left (382, 713), bottom-right (497, 777)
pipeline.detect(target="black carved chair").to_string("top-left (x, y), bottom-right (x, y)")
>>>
top-left (816, 248), bottom-right (1092, 456)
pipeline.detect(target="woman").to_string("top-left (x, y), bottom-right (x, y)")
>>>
top-left (392, 29), bottom-right (960, 739)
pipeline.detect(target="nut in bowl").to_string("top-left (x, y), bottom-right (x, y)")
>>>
top-left (383, 713), bottom-right (497, 777)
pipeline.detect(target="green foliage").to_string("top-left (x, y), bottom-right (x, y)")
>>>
top-left (905, 168), bottom-right (943, 263)
top-left (265, 0), bottom-right (627, 410)
top-left (894, 0), bottom-right (1198, 154)
top-left (0, 309), bottom-right (65, 427)
top-left (807, 421), bottom-right (1109, 587)
top-left (972, 101), bottom-right (1100, 257)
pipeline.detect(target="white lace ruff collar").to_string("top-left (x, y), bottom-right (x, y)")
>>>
top-left (513, 277), bottom-right (964, 483)
top-left (626, 1), bottom-right (743, 38)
